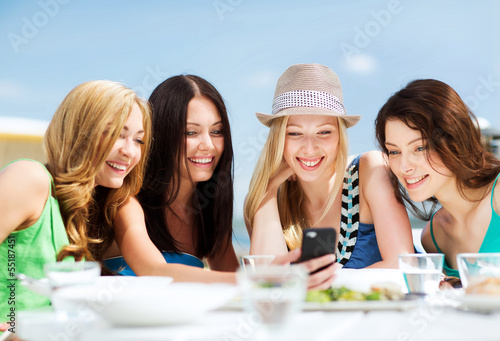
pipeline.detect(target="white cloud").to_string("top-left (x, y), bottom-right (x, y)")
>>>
top-left (476, 116), bottom-right (491, 129)
top-left (244, 70), bottom-right (278, 89)
top-left (342, 53), bottom-right (379, 75)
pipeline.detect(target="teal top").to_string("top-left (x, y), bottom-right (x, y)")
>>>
top-left (0, 159), bottom-right (70, 319)
top-left (430, 173), bottom-right (500, 277)
top-left (103, 251), bottom-right (204, 275)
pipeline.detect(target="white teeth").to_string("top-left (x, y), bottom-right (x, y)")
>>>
top-left (298, 158), bottom-right (321, 167)
top-left (407, 175), bottom-right (427, 184)
top-left (106, 162), bottom-right (126, 171)
top-left (189, 158), bottom-right (212, 164)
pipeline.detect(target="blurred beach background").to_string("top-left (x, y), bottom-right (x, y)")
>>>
top-left (1, 0), bottom-right (499, 256)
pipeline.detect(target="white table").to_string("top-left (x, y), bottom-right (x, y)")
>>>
top-left (16, 299), bottom-right (500, 341)
top-left (13, 269), bottom-right (499, 341)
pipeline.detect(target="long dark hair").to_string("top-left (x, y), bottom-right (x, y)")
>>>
top-left (375, 79), bottom-right (500, 220)
top-left (139, 75), bottom-right (234, 259)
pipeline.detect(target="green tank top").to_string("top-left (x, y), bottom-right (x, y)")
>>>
top-left (0, 159), bottom-right (70, 319)
top-left (430, 173), bottom-right (500, 278)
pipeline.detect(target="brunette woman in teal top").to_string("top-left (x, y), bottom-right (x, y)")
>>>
top-left (430, 173), bottom-right (500, 277)
top-left (375, 79), bottom-right (500, 278)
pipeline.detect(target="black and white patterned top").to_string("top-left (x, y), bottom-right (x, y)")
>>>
top-left (336, 157), bottom-right (360, 265)
top-left (336, 154), bottom-right (382, 268)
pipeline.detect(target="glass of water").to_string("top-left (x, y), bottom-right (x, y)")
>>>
top-left (238, 265), bottom-right (307, 334)
top-left (240, 255), bottom-right (276, 272)
top-left (44, 261), bottom-right (101, 319)
top-left (399, 254), bottom-right (444, 296)
top-left (457, 253), bottom-right (500, 289)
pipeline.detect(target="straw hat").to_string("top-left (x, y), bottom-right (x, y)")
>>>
top-left (256, 63), bottom-right (361, 128)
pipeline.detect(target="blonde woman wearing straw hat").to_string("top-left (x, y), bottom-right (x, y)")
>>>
top-left (244, 64), bottom-right (413, 282)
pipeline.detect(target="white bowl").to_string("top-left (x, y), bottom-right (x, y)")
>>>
top-left (55, 279), bottom-right (236, 326)
top-left (51, 276), bottom-right (174, 317)
top-left (97, 275), bottom-right (173, 289)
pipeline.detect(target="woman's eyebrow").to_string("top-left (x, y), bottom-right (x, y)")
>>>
top-left (385, 137), bottom-right (422, 147)
top-left (287, 123), bottom-right (334, 128)
top-left (122, 126), bottom-right (145, 134)
top-left (186, 120), bottom-right (223, 126)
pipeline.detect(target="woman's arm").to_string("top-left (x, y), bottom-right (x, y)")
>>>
top-left (206, 238), bottom-right (239, 272)
top-left (114, 199), bottom-right (330, 285)
top-left (247, 161), bottom-right (293, 256)
top-left (359, 151), bottom-right (414, 268)
top-left (0, 161), bottom-right (49, 244)
top-left (114, 196), bottom-right (237, 283)
top-left (493, 174), bottom-right (500, 216)
top-left (246, 161), bottom-right (338, 289)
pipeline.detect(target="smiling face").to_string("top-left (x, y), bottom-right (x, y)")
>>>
top-left (283, 115), bottom-right (339, 183)
top-left (95, 103), bottom-right (145, 188)
top-left (180, 96), bottom-right (224, 185)
top-left (384, 119), bottom-right (454, 202)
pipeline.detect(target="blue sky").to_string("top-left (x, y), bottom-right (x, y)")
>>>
top-left (1, 1), bottom-right (500, 239)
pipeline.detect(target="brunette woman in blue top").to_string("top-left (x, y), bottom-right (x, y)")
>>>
top-left (375, 79), bottom-right (500, 277)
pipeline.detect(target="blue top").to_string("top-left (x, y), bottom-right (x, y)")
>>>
top-left (430, 172), bottom-right (500, 278)
top-left (337, 154), bottom-right (382, 268)
top-left (103, 251), bottom-right (204, 276)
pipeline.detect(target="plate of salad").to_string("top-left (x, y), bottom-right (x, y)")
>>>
top-left (304, 283), bottom-right (419, 311)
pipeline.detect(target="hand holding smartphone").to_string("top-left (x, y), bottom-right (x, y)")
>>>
top-left (298, 227), bottom-right (336, 274)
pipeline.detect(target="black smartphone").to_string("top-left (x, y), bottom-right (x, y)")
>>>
top-left (298, 227), bottom-right (336, 273)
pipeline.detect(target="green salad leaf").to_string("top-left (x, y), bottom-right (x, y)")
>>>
top-left (306, 286), bottom-right (386, 302)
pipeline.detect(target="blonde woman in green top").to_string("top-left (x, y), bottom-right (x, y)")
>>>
top-left (0, 80), bottom-right (151, 323)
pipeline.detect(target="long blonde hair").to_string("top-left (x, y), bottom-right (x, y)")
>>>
top-left (244, 116), bottom-right (348, 250)
top-left (44, 80), bottom-right (151, 261)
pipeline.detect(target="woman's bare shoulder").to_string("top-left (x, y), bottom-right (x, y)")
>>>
top-left (420, 208), bottom-right (446, 253)
top-left (1, 160), bottom-right (50, 199)
top-left (493, 173), bottom-right (500, 214)
top-left (0, 161), bottom-right (51, 237)
top-left (115, 196), bottom-right (146, 234)
top-left (357, 151), bottom-right (391, 186)
top-left (359, 150), bottom-right (386, 168)
top-left (117, 196), bottom-right (145, 218)
top-left (420, 221), bottom-right (434, 251)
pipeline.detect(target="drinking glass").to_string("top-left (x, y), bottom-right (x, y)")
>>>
top-left (238, 265), bottom-right (307, 334)
top-left (399, 254), bottom-right (444, 295)
top-left (240, 255), bottom-right (276, 272)
top-left (44, 261), bottom-right (101, 318)
top-left (457, 253), bottom-right (500, 289)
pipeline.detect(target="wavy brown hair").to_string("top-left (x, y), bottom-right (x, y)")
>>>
top-left (375, 79), bottom-right (500, 220)
top-left (44, 80), bottom-right (151, 261)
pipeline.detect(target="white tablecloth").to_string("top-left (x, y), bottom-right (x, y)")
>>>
top-left (16, 302), bottom-right (500, 341)
top-left (12, 270), bottom-right (499, 341)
